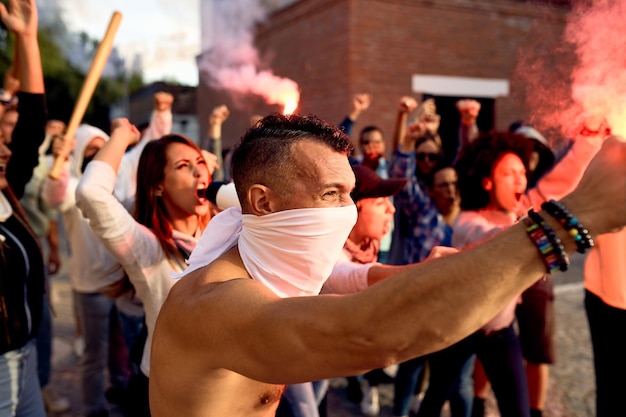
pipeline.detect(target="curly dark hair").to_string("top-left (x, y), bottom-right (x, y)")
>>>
top-left (231, 113), bottom-right (353, 210)
top-left (454, 131), bottom-right (534, 211)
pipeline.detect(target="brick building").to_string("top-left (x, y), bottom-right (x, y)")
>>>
top-left (197, 0), bottom-right (571, 160)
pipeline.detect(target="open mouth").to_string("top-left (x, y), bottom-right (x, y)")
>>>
top-left (195, 186), bottom-right (208, 203)
top-left (514, 192), bottom-right (523, 202)
top-left (0, 164), bottom-right (5, 174)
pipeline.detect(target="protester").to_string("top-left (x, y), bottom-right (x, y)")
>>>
top-left (75, 120), bottom-right (216, 416)
top-left (148, 112), bottom-right (626, 417)
top-left (386, 98), bottom-right (449, 414)
top-left (19, 118), bottom-right (69, 412)
top-left (513, 124), bottom-right (559, 417)
top-left (43, 92), bottom-right (174, 417)
top-left (44, 124), bottom-right (132, 417)
top-left (0, 0), bottom-right (48, 414)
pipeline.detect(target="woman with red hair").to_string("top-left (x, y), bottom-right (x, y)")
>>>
top-left (76, 120), bottom-right (215, 416)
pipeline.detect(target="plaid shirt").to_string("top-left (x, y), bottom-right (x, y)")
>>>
top-left (389, 150), bottom-right (448, 264)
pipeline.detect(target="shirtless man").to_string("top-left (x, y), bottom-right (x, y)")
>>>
top-left (150, 113), bottom-right (626, 417)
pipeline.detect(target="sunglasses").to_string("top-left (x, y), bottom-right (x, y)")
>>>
top-left (416, 152), bottom-right (440, 162)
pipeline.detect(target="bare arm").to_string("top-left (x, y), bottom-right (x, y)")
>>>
top-left (347, 93), bottom-right (372, 122)
top-left (0, 0), bottom-right (43, 94)
top-left (391, 96), bottom-right (417, 154)
top-left (155, 135), bottom-right (626, 384)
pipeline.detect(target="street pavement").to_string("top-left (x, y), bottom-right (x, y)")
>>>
top-left (45, 253), bottom-right (595, 416)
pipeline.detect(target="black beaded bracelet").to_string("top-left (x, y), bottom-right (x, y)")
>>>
top-left (526, 209), bottom-right (570, 273)
top-left (541, 199), bottom-right (594, 254)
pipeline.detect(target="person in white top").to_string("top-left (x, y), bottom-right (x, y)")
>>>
top-left (43, 94), bottom-right (173, 417)
top-left (75, 118), bottom-right (215, 416)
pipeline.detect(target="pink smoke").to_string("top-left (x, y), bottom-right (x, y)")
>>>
top-left (197, 0), bottom-right (300, 114)
top-left (514, 1), bottom-right (626, 142)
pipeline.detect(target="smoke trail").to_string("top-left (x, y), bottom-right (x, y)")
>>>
top-left (514, 0), bottom-right (626, 141)
top-left (197, 0), bottom-right (300, 113)
top-left (567, 0), bottom-right (626, 136)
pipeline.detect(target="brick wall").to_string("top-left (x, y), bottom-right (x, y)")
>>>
top-left (198, 0), bottom-right (569, 154)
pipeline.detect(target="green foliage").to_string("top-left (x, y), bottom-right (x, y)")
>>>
top-left (0, 8), bottom-right (146, 131)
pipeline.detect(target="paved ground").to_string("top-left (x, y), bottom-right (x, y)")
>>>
top-left (44, 253), bottom-right (595, 416)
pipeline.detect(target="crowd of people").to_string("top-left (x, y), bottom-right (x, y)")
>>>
top-left (1, 2), bottom-right (626, 417)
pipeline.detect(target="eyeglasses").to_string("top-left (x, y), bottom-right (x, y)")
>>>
top-left (416, 152), bottom-right (440, 162)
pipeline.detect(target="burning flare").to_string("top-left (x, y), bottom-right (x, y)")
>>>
top-left (282, 92), bottom-right (299, 115)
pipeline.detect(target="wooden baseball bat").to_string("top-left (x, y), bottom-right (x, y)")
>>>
top-left (48, 11), bottom-right (123, 179)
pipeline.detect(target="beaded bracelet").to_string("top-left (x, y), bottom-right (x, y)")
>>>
top-left (523, 210), bottom-right (570, 273)
top-left (541, 199), bottom-right (594, 254)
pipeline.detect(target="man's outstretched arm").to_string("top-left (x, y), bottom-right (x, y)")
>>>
top-left (154, 136), bottom-right (626, 385)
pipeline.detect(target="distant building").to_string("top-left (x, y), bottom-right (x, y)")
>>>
top-left (111, 81), bottom-right (199, 143)
top-left (197, 0), bottom-right (571, 159)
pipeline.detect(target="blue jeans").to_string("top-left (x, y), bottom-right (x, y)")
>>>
top-left (75, 291), bottom-right (131, 416)
top-left (393, 355), bottom-right (426, 416)
top-left (416, 345), bottom-right (475, 417)
top-left (0, 341), bottom-right (46, 417)
top-left (417, 324), bottom-right (529, 417)
top-left (35, 292), bottom-right (51, 388)
top-left (279, 380), bottom-right (329, 417)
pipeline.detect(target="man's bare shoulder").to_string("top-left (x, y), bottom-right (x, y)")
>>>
top-left (175, 246), bottom-right (251, 290)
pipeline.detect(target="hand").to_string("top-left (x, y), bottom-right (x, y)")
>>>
top-left (0, 0), bottom-right (38, 37)
top-left (456, 99), bottom-right (481, 125)
top-left (201, 150), bottom-right (219, 176)
top-left (154, 91), bottom-right (174, 112)
top-left (404, 121), bottom-right (427, 144)
top-left (399, 96), bottom-right (418, 114)
top-left (563, 135), bottom-right (626, 236)
top-left (50, 135), bottom-right (75, 160)
top-left (111, 118), bottom-right (141, 146)
top-left (209, 105), bottom-right (230, 126)
top-left (425, 246), bottom-right (459, 261)
top-left (419, 113), bottom-right (441, 135)
top-left (416, 98), bottom-right (437, 118)
top-left (352, 94), bottom-right (372, 113)
top-left (47, 248), bottom-right (61, 275)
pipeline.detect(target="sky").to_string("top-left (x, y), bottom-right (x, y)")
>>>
top-left (41, 0), bottom-right (202, 85)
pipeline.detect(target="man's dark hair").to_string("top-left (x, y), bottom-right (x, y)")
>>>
top-left (455, 131), bottom-right (534, 211)
top-left (231, 113), bottom-right (353, 209)
top-left (426, 162), bottom-right (455, 189)
top-left (359, 125), bottom-right (383, 143)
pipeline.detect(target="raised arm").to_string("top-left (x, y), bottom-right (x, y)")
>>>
top-left (392, 96), bottom-right (417, 154)
top-left (337, 93), bottom-right (372, 137)
top-left (3, 0), bottom-right (46, 197)
top-left (1, 0), bottom-right (43, 94)
top-left (94, 118), bottom-right (140, 173)
top-left (455, 99), bottom-right (480, 161)
top-left (205, 104), bottom-right (229, 181)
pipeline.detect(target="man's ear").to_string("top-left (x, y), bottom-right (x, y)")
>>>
top-left (248, 184), bottom-right (279, 215)
top-left (481, 177), bottom-right (493, 191)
